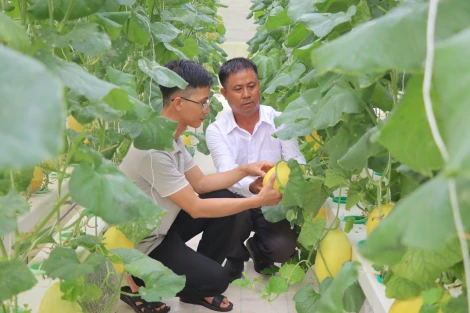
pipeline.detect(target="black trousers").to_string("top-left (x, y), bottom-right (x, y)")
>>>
top-left (133, 209), bottom-right (235, 300)
top-left (200, 189), bottom-right (297, 264)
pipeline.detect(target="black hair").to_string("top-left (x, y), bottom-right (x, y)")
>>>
top-left (160, 59), bottom-right (213, 106)
top-left (218, 57), bottom-right (259, 88)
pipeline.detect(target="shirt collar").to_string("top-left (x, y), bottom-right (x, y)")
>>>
top-left (173, 137), bottom-right (183, 153)
top-left (225, 105), bottom-right (272, 134)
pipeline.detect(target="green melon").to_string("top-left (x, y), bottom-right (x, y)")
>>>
top-left (79, 260), bottom-right (120, 313)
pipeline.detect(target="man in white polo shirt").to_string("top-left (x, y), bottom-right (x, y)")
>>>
top-left (120, 60), bottom-right (282, 312)
top-left (205, 58), bottom-right (305, 281)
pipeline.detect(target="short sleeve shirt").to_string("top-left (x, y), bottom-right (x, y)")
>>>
top-left (119, 137), bottom-right (196, 255)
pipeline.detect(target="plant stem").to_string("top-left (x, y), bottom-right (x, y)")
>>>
top-left (20, 0), bottom-right (27, 25)
top-left (57, 0), bottom-right (75, 33)
top-left (390, 70), bottom-right (398, 109)
top-left (0, 239), bottom-right (8, 259)
top-left (98, 119), bottom-right (106, 152)
top-left (47, 0), bottom-right (54, 27)
top-left (102, 271), bottom-right (126, 313)
top-left (423, 0), bottom-right (470, 308)
top-left (365, 104), bottom-right (378, 125)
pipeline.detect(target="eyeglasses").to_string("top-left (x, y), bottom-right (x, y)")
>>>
top-left (171, 96), bottom-right (211, 110)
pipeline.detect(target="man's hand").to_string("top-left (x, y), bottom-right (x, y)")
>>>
top-left (243, 161), bottom-right (274, 178)
top-left (256, 174), bottom-right (282, 206)
top-left (249, 177), bottom-right (263, 194)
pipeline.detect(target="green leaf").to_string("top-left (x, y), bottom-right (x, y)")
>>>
top-left (265, 6), bottom-right (290, 31)
top-left (338, 126), bottom-right (384, 170)
top-left (0, 46), bottom-right (65, 169)
top-left (298, 217), bottom-right (326, 249)
top-left (252, 50), bottom-right (281, 80)
top-left (42, 247), bottom-right (105, 280)
top-left (282, 160), bottom-right (307, 208)
top-left (0, 259), bottom-right (37, 302)
top-left (279, 263), bottom-right (306, 285)
top-left (443, 295), bottom-right (468, 313)
top-left (288, 0), bottom-right (316, 22)
top-left (120, 113), bottom-right (178, 151)
top-left (0, 190), bottom-right (30, 236)
top-left (324, 169), bottom-right (350, 189)
top-left (293, 285), bottom-right (320, 313)
top-left (351, 0), bottom-right (371, 26)
top-left (70, 160), bottom-right (166, 225)
top-left (111, 248), bottom-right (185, 301)
top-left (68, 23), bottom-right (111, 57)
top-left (391, 238), bottom-right (463, 283)
top-left (378, 76), bottom-right (443, 175)
top-left (127, 8), bottom-right (151, 45)
top-left (151, 22), bottom-right (181, 43)
top-left (261, 203), bottom-right (290, 223)
top-left (138, 58), bottom-right (188, 89)
top-left (0, 13), bottom-right (29, 52)
top-left (286, 23), bottom-right (311, 47)
top-left (298, 6), bottom-right (356, 38)
top-left (264, 276), bottom-right (288, 295)
top-left (434, 27), bottom-right (470, 171)
top-left (303, 180), bottom-right (330, 214)
top-left (94, 12), bottom-right (130, 40)
top-left (342, 282), bottom-right (366, 312)
top-left (384, 274), bottom-right (424, 300)
top-left (361, 176), bottom-right (470, 266)
top-left (164, 37), bottom-right (199, 60)
top-left (36, 52), bottom-right (133, 111)
top-left (345, 188), bottom-right (363, 210)
top-left (313, 0), bottom-right (470, 74)
top-left (264, 63), bottom-right (306, 94)
top-left (106, 67), bottom-right (137, 98)
top-left (317, 261), bottom-right (359, 313)
top-left (191, 132), bottom-right (210, 155)
top-left (28, 0), bottom-right (106, 20)
top-left (116, 213), bottom-right (165, 244)
top-left (69, 234), bottom-right (99, 251)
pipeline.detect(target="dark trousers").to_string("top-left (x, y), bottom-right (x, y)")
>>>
top-left (133, 209), bottom-right (234, 299)
top-left (200, 189), bottom-right (297, 264)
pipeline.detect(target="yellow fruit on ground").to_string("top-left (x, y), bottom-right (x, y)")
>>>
top-left (67, 116), bottom-right (84, 132)
top-left (315, 229), bottom-right (352, 282)
top-left (30, 166), bottom-right (44, 193)
top-left (306, 131), bottom-right (321, 150)
top-left (182, 134), bottom-right (191, 146)
top-left (38, 281), bottom-right (83, 313)
top-left (102, 226), bottom-right (134, 273)
top-left (312, 208), bottom-right (327, 223)
top-left (262, 162), bottom-right (290, 191)
top-left (366, 204), bottom-right (394, 236)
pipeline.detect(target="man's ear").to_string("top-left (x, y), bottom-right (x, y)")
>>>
top-left (172, 96), bottom-right (184, 111)
top-left (220, 87), bottom-right (227, 99)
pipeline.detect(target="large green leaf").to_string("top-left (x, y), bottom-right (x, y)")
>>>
top-left (303, 179), bottom-right (330, 214)
top-left (116, 214), bottom-right (165, 244)
top-left (68, 23), bottom-right (111, 57)
top-left (298, 217), bottom-right (325, 249)
top-left (150, 22), bottom-right (181, 43)
top-left (279, 263), bottom-right (306, 285)
top-left (261, 204), bottom-right (290, 223)
top-left (138, 58), bottom-right (189, 89)
top-left (94, 12), bottom-right (130, 40)
top-left (42, 247), bottom-right (106, 280)
top-left (265, 6), bottom-right (290, 31)
top-left (112, 248), bottom-right (185, 301)
top-left (70, 160), bottom-right (166, 225)
top-left (35, 52), bottom-right (133, 111)
top-left (264, 63), bottom-right (306, 94)
top-left (282, 160), bottom-right (307, 208)
top-left (342, 283), bottom-right (366, 312)
top-left (0, 46), bottom-right (65, 169)
top-left (298, 6), bottom-right (356, 38)
top-left (0, 190), bottom-right (30, 237)
top-left (361, 176), bottom-right (470, 263)
top-left (434, 27), bottom-right (470, 171)
top-left (294, 285), bottom-right (320, 313)
top-left (106, 67), bottom-right (137, 98)
top-left (0, 259), bottom-right (37, 302)
top-left (120, 113), bottom-right (178, 151)
top-left (338, 126), bottom-right (384, 170)
top-left (313, 0), bottom-right (470, 74)
top-left (264, 276), bottom-right (289, 295)
top-left (0, 13), bottom-right (29, 52)
top-left (288, 0), bottom-right (316, 22)
top-left (378, 76), bottom-right (443, 175)
top-left (28, 0), bottom-right (106, 20)
top-left (127, 7), bottom-right (151, 45)
top-left (384, 274), bottom-right (424, 300)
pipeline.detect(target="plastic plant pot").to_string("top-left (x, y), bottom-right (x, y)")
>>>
top-left (343, 215), bottom-right (368, 224)
top-left (377, 273), bottom-right (384, 284)
top-left (357, 239), bottom-right (367, 248)
top-left (374, 172), bottom-right (383, 176)
top-left (332, 196), bottom-right (347, 204)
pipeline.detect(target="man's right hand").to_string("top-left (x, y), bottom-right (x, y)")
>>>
top-left (256, 174), bottom-right (282, 206)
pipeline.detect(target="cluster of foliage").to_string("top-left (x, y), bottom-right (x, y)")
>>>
top-left (0, 0), bottom-right (228, 311)
top-left (232, 0), bottom-right (470, 312)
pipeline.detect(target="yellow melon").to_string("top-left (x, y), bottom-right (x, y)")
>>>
top-left (312, 208), bottom-right (327, 223)
top-left (30, 167), bottom-right (44, 193)
top-left (262, 162), bottom-right (290, 191)
top-left (102, 226), bottom-right (134, 273)
top-left (366, 204), bottom-right (394, 236)
top-left (306, 131), bottom-right (321, 150)
top-left (315, 229), bottom-right (352, 282)
top-left (38, 281), bottom-right (83, 313)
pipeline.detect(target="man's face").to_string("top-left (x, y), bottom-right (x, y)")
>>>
top-left (221, 69), bottom-right (261, 117)
top-left (177, 86), bottom-right (211, 128)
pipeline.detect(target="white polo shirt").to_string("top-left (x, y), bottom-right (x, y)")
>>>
top-left (206, 105), bottom-right (305, 198)
top-left (119, 138), bottom-right (196, 254)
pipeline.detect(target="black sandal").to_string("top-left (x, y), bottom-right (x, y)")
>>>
top-left (180, 294), bottom-right (233, 312)
top-left (120, 286), bottom-right (171, 313)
